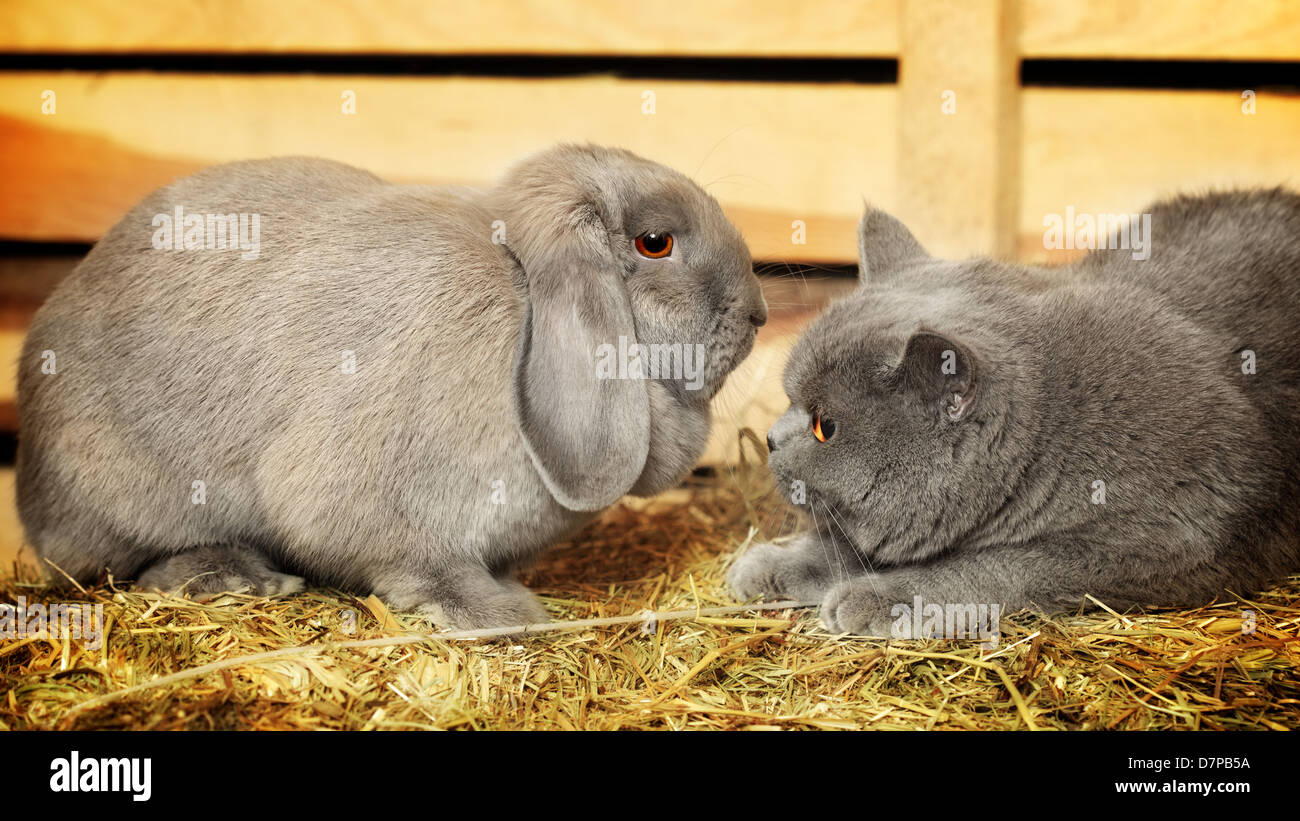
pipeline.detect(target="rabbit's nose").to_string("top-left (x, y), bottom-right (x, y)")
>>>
top-left (748, 295), bottom-right (769, 328)
top-left (766, 433), bottom-right (778, 453)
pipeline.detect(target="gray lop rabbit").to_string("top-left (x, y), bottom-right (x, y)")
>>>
top-left (17, 144), bottom-right (767, 628)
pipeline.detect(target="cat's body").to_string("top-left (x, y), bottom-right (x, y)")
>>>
top-left (729, 189), bottom-right (1300, 635)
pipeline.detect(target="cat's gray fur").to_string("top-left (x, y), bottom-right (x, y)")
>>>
top-left (18, 145), bottom-right (767, 628)
top-left (729, 189), bottom-right (1300, 635)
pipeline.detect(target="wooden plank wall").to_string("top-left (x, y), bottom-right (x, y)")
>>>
top-left (3, 2), bottom-right (1295, 255)
top-left (0, 0), bottom-right (1297, 469)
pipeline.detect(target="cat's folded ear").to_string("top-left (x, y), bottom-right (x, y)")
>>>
top-left (858, 206), bottom-right (928, 282)
top-left (893, 329), bottom-right (979, 421)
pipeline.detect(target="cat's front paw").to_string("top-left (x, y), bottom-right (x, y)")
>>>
top-left (821, 577), bottom-right (898, 637)
top-left (727, 542), bottom-right (831, 602)
top-left (726, 543), bottom-right (787, 600)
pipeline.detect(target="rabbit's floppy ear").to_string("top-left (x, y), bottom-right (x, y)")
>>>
top-left (502, 169), bottom-right (650, 512)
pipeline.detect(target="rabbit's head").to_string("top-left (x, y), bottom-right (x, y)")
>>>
top-left (494, 144), bottom-right (766, 512)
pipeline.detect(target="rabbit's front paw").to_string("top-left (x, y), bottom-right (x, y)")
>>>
top-left (136, 545), bottom-right (305, 598)
top-left (727, 541), bottom-right (834, 602)
top-left (401, 575), bottom-right (549, 632)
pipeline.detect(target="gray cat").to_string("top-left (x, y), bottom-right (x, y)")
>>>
top-left (729, 189), bottom-right (1300, 636)
top-left (17, 145), bottom-right (767, 628)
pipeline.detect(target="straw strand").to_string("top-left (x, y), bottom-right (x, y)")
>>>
top-left (58, 599), bottom-right (821, 725)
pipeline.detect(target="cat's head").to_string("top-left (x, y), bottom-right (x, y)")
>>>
top-left (768, 208), bottom-right (1033, 565)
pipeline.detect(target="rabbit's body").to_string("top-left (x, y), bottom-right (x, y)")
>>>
top-left (19, 149), bottom-right (766, 627)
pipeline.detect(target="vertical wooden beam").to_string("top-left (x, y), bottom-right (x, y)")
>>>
top-left (896, 0), bottom-right (1021, 259)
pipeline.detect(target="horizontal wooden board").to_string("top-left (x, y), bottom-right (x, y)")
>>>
top-left (1, 0), bottom-right (900, 56)
top-left (1020, 0), bottom-right (1300, 60)
top-left (0, 72), bottom-right (895, 263)
top-left (8, 0), bottom-right (1297, 60)
top-left (1018, 88), bottom-right (1300, 261)
top-left (8, 77), bottom-right (1298, 266)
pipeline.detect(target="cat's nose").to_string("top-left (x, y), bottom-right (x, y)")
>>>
top-left (748, 304), bottom-right (768, 328)
top-left (766, 406), bottom-right (808, 454)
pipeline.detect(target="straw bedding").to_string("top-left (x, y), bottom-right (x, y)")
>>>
top-left (2, 451), bottom-right (1297, 731)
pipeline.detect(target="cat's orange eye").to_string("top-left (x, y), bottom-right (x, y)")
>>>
top-left (812, 412), bottom-right (836, 443)
top-left (635, 232), bottom-right (673, 259)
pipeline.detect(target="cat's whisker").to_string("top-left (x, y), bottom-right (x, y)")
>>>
top-left (821, 500), bottom-right (877, 582)
top-left (807, 502), bottom-right (845, 591)
top-left (815, 501), bottom-right (852, 587)
top-left (764, 507), bottom-right (793, 544)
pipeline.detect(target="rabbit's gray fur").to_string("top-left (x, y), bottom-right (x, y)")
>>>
top-left (18, 145), bottom-right (766, 628)
top-left (729, 189), bottom-right (1300, 635)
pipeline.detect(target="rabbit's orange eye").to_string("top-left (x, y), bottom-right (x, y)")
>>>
top-left (812, 412), bottom-right (836, 443)
top-left (635, 232), bottom-right (673, 259)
